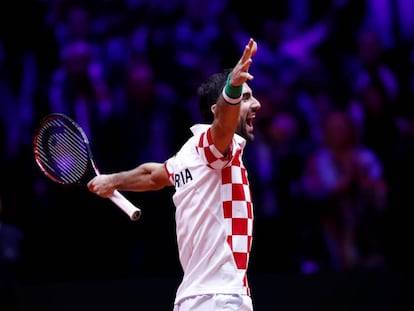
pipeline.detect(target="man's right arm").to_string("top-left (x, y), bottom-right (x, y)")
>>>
top-left (87, 162), bottom-right (171, 198)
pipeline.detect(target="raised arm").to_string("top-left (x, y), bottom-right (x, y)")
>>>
top-left (211, 38), bottom-right (257, 154)
top-left (87, 162), bottom-right (171, 198)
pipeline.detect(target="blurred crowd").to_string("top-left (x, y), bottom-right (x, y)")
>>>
top-left (1, 0), bottom-right (413, 280)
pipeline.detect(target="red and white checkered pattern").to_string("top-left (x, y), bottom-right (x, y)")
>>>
top-left (197, 129), bottom-right (253, 295)
top-left (167, 124), bottom-right (254, 301)
top-left (197, 128), bottom-right (231, 169)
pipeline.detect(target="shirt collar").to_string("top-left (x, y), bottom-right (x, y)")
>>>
top-left (190, 124), bottom-right (246, 148)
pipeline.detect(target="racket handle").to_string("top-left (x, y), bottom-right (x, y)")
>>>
top-left (109, 190), bottom-right (142, 221)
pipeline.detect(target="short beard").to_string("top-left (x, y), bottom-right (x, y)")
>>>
top-left (236, 122), bottom-right (254, 142)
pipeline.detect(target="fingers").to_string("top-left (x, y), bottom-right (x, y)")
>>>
top-left (239, 38), bottom-right (257, 79)
top-left (87, 179), bottom-right (94, 190)
top-left (246, 38), bottom-right (257, 58)
top-left (250, 39), bottom-right (258, 57)
top-left (87, 176), bottom-right (106, 196)
top-left (240, 38), bottom-right (256, 63)
top-left (229, 38), bottom-right (258, 85)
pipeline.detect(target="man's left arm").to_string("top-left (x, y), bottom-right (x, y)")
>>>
top-left (211, 38), bottom-right (257, 154)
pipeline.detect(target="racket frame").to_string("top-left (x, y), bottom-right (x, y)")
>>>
top-left (33, 113), bottom-right (141, 221)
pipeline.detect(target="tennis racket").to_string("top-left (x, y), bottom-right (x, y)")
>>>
top-left (33, 113), bottom-right (141, 221)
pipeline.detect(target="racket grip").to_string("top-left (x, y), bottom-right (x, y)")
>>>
top-left (109, 190), bottom-right (142, 221)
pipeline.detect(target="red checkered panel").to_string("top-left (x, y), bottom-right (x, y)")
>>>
top-left (197, 128), bottom-right (253, 294)
top-left (222, 153), bottom-right (253, 293)
top-left (197, 129), bottom-right (231, 169)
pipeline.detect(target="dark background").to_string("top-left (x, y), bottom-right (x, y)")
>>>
top-left (0, 0), bottom-right (411, 310)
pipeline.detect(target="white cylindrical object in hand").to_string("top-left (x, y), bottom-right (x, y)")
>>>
top-left (109, 190), bottom-right (141, 221)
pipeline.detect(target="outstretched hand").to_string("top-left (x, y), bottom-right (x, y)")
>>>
top-left (229, 38), bottom-right (258, 87)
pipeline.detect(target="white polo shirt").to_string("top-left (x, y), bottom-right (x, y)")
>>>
top-left (165, 124), bottom-right (253, 304)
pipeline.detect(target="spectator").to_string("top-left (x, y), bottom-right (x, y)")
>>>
top-left (298, 109), bottom-right (388, 271)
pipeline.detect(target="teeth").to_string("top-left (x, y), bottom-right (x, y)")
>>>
top-left (247, 115), bottom-right (255, 126)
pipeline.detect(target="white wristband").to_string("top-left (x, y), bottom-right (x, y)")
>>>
top-left (222, 88), bottom-right (242, 105)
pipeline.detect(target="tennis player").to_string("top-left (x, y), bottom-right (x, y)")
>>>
top-left (88, 38), bottom-right (260, 311)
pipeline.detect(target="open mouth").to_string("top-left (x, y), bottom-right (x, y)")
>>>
top-left (246, 113), bottom-right (256, 130)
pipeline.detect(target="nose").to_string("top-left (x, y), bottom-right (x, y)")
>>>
top-left (251, 96), bottom-right (261, 111)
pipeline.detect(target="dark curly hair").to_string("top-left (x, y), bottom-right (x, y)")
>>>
top-left (197, 68), bottom-right (232, 123)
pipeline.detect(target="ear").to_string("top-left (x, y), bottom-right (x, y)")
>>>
top-left (211, 104), bottom-right (217, 114)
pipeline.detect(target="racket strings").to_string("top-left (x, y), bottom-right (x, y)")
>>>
top-left (36, 118), bottom-right (90, 184)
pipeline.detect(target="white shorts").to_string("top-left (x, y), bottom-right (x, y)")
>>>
top-left (173, 294), bottom-right (253, 311)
